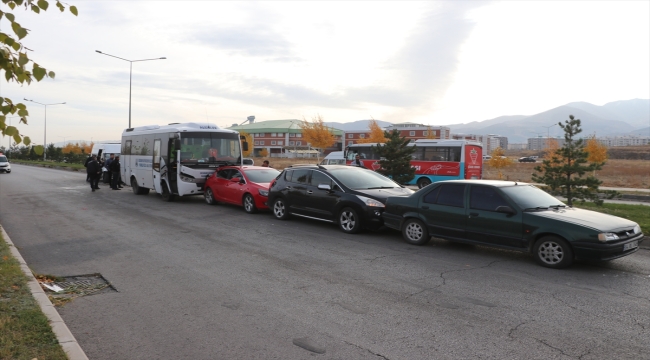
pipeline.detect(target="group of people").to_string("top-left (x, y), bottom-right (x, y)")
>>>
top-left (85, 153), bottom-right (123, 192)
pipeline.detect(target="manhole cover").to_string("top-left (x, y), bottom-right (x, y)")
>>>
top-left (40, 273), bottom-right (117, 306)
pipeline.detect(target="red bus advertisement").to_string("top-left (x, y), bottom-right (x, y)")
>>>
top-left (345, 139), bottom-right (483, 188)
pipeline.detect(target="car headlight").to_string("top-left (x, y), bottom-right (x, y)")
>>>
top-left (180, 175), bottom-right (197, 183)
top-left (633, 225), bottom-right (641, 235)
top-left (258, 189), bottom-right (269, 197)
top-left (598, 233), bottom-right (619, 242)
top-left (356, 195), bottom-right (385, 208)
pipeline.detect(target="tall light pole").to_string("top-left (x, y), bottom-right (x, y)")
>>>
top-left (95, 50), bottom-right (166, 128)
top-left (24, 99), bottom-right (66, 161)
top-left (541, 124), bottom-right (559, 150)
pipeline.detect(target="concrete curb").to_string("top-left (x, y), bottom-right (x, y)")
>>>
top-left (1, 225), bottom-right (89, 360)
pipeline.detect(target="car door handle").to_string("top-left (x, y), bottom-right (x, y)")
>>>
top-left (421, 206), bottom-right (429, 209)
top-left (469, 212), bottom-right (479, 218)
top-left (307, 190), bottom-right (313, 194)
top-left (285, 186), bottom-right (292, 190)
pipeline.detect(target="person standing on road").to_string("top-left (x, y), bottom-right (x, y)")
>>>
top-left (261, 160), bottom-right (270, 167)
top-left (104, 153), bottom-right (115, 185)
top-left (350, 154), bottom-right (366, 168)
top-left (110, 155), bottom-right (122, 190)
top-left (86, 155), bottom-right (102, 192)
top-left (84, 154), bottom-right (93, 182)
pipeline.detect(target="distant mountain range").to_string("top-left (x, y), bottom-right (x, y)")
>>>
top-left (325, 99), bottom-right (650, 143)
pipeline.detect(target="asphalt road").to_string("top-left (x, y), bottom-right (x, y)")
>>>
top-left (1, 164), bottom-right (649, 360)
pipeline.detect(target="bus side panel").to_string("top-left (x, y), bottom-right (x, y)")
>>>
top-left (464, 145), bottom-right (482, 179)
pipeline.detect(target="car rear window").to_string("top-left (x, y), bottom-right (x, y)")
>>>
top-left (246, 169), bottom-right (280, 183)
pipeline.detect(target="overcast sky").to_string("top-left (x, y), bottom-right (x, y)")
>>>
top-left (1, 0), bottom-right (648, 147)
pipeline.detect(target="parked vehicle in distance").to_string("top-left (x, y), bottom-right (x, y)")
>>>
top-left (482, 155), bottom-right (492, 161)
top-left (268, 165), bottom-right (413, 233)
top-left (204, 165), bottom-right (280, 213)
top-left (382, 180), bottom-right (644, 268)
top-left (91, 142), bottom-right (121, 183)
top-left (0, 154), bottom-right (11, 173)
top-left (518, 157), bottom-right (536, 163)
top-left (319, 151), bottom-right (346, 165)
top-left (345, 139), bottom-right (483, 189)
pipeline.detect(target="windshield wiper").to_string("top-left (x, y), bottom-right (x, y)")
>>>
top-left (366, 186), bottom-right (397, 189)
top-left (549, 204), bottom-right (567, 209)
top-left (524, 206), bottom-right (549, 212)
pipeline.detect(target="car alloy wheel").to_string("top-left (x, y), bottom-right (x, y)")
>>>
top-left (339, 207), bottom-right (361, 234)
top-left (533, 236), bottom-right (574, 269)
top-left (204, 188), bottom-right (216, 205)
top-left (273, 198), bottom-right (289, 220)
top-left (402, 218), bottom-right (430, 245)
top-left (243, 194), bottom-right (257, 213)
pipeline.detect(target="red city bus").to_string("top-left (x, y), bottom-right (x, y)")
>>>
top-left (344, 139), bottom-right (483, 188)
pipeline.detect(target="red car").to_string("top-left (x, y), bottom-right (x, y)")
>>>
top-left (203, 166), bottom-right (281, 213)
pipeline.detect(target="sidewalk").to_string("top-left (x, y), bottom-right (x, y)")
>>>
top-left (1, 225), bottom-right (89, 360)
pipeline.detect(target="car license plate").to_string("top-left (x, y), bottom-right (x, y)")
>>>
top-left (623, 241), bottom-right (638, 251)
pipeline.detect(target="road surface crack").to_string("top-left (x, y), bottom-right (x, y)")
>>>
top-left (344, 341), bottom-right (391, 359)
top-left (507, 320), bottom-right (531, 339)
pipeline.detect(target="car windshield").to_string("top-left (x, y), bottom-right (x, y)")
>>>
top-left (245, 168), bottom-right (280, 183)
top-left (0, 156), bottom-right (7, 162)
top-left (500, 185), bottom-right (566, 210)
top-left (327, 167), bottom-right (400, 190)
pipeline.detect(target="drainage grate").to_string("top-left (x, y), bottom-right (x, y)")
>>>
top-left (41, 273), bottom-right (117, 306)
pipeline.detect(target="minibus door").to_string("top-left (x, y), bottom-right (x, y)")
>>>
top-left (152, 139), bottom-right (163, 194)
top-left (167, 139), bottom-right (179, 194)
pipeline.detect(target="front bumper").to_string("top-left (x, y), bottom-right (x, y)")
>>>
top-left (362, 207), bottom-right (385, 230)
top-left (572, 234), bottom-right (644, 261)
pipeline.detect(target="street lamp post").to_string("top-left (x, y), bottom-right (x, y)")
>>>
top-left (541, 124), bottom-right (559, 149)
top-left (24, 99), bottom-right (66, 161)
top-left (95, 50), bottom-right (166, 128)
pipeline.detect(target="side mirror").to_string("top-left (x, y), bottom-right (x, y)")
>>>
top-left (317, 184), bottom-right (332, 191)
top-left (495, 206), bottom-right (516, 215)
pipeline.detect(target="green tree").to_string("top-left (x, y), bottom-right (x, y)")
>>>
top-left (372, 129), bottom-right (416, 185)
top-left (0, 0), bottom-right (78, 153)
top-left (532, 115), bottom-right (604, 206)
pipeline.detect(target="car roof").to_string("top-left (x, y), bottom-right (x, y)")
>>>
top-left (433, 179), bottom-right (531, 187)
top-left (219, 165), bottom-right (278, 171)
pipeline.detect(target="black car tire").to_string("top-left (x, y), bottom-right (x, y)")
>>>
top-left (417, 177), bottom-right (432, 189)
top-left (533, 236), bottom-right (574, 269)
top-left (131, 177), bottom-right (150, 195)
top-left (402, 218), bottom-right (430, 245)
top-left (204, 187), bottom-right (216, 205)
top-left (338, 207), bottom-right (361, 234)
top-left (272, 198), bottom-right (290, 220)
top-left (243, 193), bottom-right (258, 214)
top-left (161, 182), bottom-right (175, 202)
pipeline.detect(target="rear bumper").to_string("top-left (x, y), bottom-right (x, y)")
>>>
top-left (572, 234), bottom-right (644, 261)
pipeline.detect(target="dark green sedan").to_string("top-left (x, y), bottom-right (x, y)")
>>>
top-left (382, 180), bottom-right (644, 268)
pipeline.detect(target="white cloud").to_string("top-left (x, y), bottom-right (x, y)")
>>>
top-left (0, 0), bottom-right (647, 148)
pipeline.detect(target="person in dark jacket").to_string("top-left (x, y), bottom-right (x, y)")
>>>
top-left (86, 155), bottom-right (101, 191)
top-left (104, 153), bottom-right (115, 184)
top-left (110, 156), bottom-right (122, 190)
top-left (84, 154), bottom-right (93, 182)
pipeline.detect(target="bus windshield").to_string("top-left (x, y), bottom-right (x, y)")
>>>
top-left (179, 132), bottom-right (241, 166)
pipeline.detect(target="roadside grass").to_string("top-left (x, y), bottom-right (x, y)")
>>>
top-left (0, 234), bottom-right (67, 360)
top-left (11, 159), bottom-right (85, 171)
top-left (571, 202), bottom-right (650, 235)
top-left (484, 159), bottom-right (650, 189)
